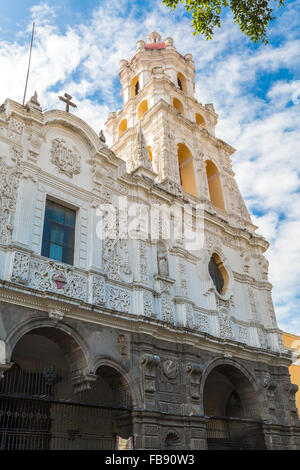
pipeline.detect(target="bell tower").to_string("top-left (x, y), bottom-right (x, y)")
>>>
top-left (105, 32), bottom-right (252, 227)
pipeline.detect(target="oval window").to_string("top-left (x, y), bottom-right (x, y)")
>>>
top-left (208, 253), bottom-right (228, 294)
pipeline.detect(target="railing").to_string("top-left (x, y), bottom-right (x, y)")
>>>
top-left (206, 416), bottom-right (266, 450)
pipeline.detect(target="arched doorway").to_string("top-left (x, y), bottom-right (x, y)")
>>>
top-left (0, 327), bottom-right (133, 450)
top-left (203, 363), bottom-right (266, 450)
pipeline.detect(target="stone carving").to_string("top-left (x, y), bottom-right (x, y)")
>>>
top-left (140, 353), bottom-right (160, 393)
top-left (11, 251), bottom-right (30, 284)
top-left (0, 154), bottom-right (22, 245)
top-left (178, 258), bottom-right (188, 296)
top-left (28, 259), bottom-right (87, 301)
top-left (248, 287), bottom-right (261, 322)
top-left (71, 370), bottom-right (98, 394)
top-left (160, 292), bottom-right (174, 323)
top-left (162, 360), bottom-right (179, 379)
top-left (143, 290), bottom-right (153, 316)
top-left (7, 117), bottom-right (23, 143)
top-left (128, 124), bottom-right (153, 173)
top-left (193, 312), bottom-right (209, 333)
top-left (107, 286), bottom-right (130, 313)
top-left (118, 334), bottom-right (129, 358)
top-left (50, 138), bottom-right (81, 177)
top-left (219, 311), bottom-right (233, 339)
top-left (102, 210), bottom-right (132, 282)
top-left (139, 240), bottom-right (149, 283)
top-left (186, 363), bottom-right (203, 399)
top-left (238, 326), bottom-right (248, 344)
top-left (263, 376), bottom-right (277, 411)
top-left (92, 275), bottom-right (105, 305)
top-left (258, 328), bottom-right (268, 349)
top-left (157, 250), bottom-right (169, 277)
top-left (48, 309), bottom-right (64, 322)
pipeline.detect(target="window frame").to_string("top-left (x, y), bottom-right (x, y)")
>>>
top-left (41, 198), bottom-right (77, 266)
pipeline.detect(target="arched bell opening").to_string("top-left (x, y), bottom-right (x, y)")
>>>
top-left (137, 100), bottom-right (148, 120)
top-left (173, 97), bottom-right (184, 115)
top-left (203, 363), bottom-right (266, 450)
top-left (130, 76), bottom-right (139, 98)
top-left (177, 143), bottom-right (197, 197)
top-left (206, 160), bottom-right (225, 210)
top-left (195, 113), bottom-right (206, 128)
top-left (177, 72), bottom-right (187, 94)
top-left (118, 118), bottom-right (127, 137)
top-left (0, 328), bottom-right (133, 450)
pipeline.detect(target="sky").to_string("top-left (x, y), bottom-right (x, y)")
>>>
top-left (0, 0), bottom-right (300, 334)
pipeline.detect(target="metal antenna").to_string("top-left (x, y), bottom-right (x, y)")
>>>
top-left (22, 22), bottom-right (35, 106)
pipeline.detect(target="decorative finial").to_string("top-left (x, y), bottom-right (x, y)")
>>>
top-left (58, 93), bottom-right (77, 113)
top-left (26, 91), bottom-right (42, 111)
top-left (147, 31), bottom-right (162, 44)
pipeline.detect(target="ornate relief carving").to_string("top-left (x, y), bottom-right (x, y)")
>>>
top-left (139, 240), bottom-right (149, 283)
top-left (178, 257), bottom-right (188, 296)
top-left (7, 117), bottom-right (23, 143)
top-left (28, 259), bottom-right (87, 301)
top-left (118, 334), bottom-right (129, 358)
top-left (92, 275), bottom-right (105, 305)
top-left (186, 363), bottom-right (203, 399)
top-left (162, 360), bottom-right (179, 379)
top-left (238, 326), bottom-right (248, 344)
top-left (160, 292), bottom-right (174, 323)
top-left (193, 312), bottom-right (209, 333)
top-left (50, 138), bottom-right (81, 177)
top-left (71, 371), bottom-right (98, 394)
top-left (140, 353), bottom-right (160, 393)
top-left (48, 309), bottom-right (64, 322)
top-left (258, 328), bottom-right (268, 349)
top-left (143, 290), bottom-right (153, 316)
top-left (219, 311), bottom-right (233, 339)
top-left (248, 287), bottom-right (261, 322)
top-left (11, 251), bottom-right (30, 284)
top-left (0, 153), bottom-right (22, 244)
top-left (262, 375), bottom-right (277, 411)
top-left (102, 210), bottom-right (132, 282)
top-left (107, 286), bottom-right (130, 313)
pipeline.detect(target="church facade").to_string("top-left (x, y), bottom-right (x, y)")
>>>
top-left (0, 32), bottom-right (299, 450)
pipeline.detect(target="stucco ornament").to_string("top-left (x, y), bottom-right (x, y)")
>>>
top-left (50, 137), bottom-right (81, 177)
top-left (162, 360), bottom-right (179, 379)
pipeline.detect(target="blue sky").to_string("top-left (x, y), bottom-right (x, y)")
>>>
top-left (1, 1), bottom-right (300, 334)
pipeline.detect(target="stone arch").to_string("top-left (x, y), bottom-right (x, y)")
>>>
top-left (177, 72), bottom-right (187, 94)
top-left (195, 113), bottom-right (206, 127)
top-left (137, 99), bottom-right (148, 120)
top-left (44, 110), bottom-right (101, 154)
top-left (131, 75), bottom-right (139, 98)
top-left (164, 430), bottom-right (181, 449)
top-left (177, 143), bottom-right (197, 197)
top-left (118, 118), bottom-right (127, 137)
top-left (201, 357), bottom-right (264, 419)
top-left (173, 97), bottom-right (184, 115)
top-left (5, 317), bottom-right (92, 373)
top-left (205, 160), bottom-right (225, 210)
top-left (91, 355), bottom-right (143, 410)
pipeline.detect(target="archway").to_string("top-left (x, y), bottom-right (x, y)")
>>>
top-left (177, 143), bottom-right (197, 197)
top-left (206, 160), bottom-right (225, 210)
top-left (118, 118), bottom-right (127, 137)
top-left (195, 113), bottom-right (206, 127)
top-left (137, 100), bottom-right (148, 120)
top-left (131, 76), bottom-right (139, 98)
top-left (0, 328), bottom-right (133, 450)
top-left (173, 98), bottom-right (184, 115)
top-left (203, 362), bottom-right (266, 450)
top-left (177, 72), bottom-right (187, 94)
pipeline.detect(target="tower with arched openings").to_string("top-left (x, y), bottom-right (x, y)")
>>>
top-left (0, 32), bottom-right (299, 450)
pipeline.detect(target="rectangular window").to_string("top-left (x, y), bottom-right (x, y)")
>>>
top-left (41, 199), bottom-right (76, 265)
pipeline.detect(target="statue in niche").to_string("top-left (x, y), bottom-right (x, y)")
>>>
top-left (158, 250), bottom-right (169, 277)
